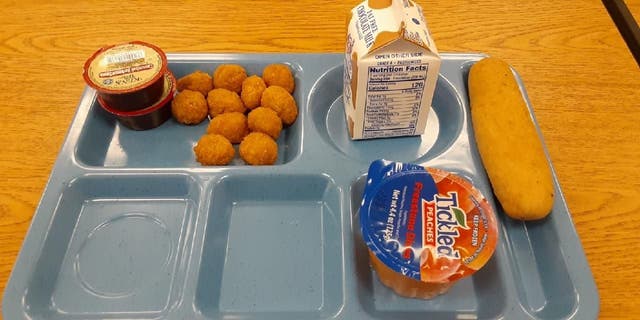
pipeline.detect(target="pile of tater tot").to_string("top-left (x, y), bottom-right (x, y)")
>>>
top-left (171, 63), bottom-right (297, 165)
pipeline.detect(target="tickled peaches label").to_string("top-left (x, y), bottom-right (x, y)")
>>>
top-left (360, 160), bottom-right (498, 283)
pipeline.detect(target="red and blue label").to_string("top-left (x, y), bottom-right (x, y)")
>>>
top-left (360, 160), bottom-right (499, 283)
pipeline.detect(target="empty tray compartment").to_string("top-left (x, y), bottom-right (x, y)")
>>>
top-left (23, 174), bottom-right (198, 319)
top-left (196, 173), bottom-right (344, 319)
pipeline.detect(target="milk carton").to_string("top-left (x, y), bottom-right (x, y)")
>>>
top-left (344, 0), bottom-right (441, 139)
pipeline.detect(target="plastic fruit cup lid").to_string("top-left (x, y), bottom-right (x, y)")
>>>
top-left (360, 160), bottom-right (499, 284)
top-left (83, 41), bottom-right (168, 95)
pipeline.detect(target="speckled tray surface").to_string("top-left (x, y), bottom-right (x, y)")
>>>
top-left (3, 53), bottom-right (598, 320)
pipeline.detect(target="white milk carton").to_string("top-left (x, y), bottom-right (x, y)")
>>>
top-left (344, 0), bottom-right (441, 139)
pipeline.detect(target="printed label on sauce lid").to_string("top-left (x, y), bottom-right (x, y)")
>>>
top-left (360, 160), bottom-right (498, 283)
top-left (83, 41), bottom-right (166, 93)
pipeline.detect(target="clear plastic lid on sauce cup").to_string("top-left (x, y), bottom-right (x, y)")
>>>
top-left (360, 160), bottom-right (499, 299)
top-left (83, 41), bottom-right (168, 111)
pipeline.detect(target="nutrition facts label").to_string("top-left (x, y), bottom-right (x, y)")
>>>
top-left (363, 64), bottom-right (429, 138)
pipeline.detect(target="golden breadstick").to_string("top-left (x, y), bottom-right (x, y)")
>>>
top-left (469, 57), bottom-right (554, 220)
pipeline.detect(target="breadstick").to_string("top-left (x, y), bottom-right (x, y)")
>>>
top-left (468, 57), bottom-right (554, 220)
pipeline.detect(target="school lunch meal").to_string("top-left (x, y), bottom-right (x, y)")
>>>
top-left (81, 0), bottom-right (555, 300)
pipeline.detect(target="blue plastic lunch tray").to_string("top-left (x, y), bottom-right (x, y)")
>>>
top-left (3, 53), bottom-right (598, 320)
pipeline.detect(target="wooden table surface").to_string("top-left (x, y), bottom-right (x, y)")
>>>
top-left (631, 0), bottom-right (640, 20)
top-left (1, 0), bottom-right (638, 319)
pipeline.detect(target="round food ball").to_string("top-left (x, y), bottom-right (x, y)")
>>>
top-left (207, 88), bottom-right (246, 117)
top-left (213, 64), bottom-right (247, 93)
top-left (262, 63), bottom-right (295, 93)
top-left (207, 112), bottom-right (248, 144)
top-left (260, 86), bottom-right (298, 126)
top-left (241, 75), bottom-right (267, 110)
top-left (193, 134), bottom-right (235, 165)
top-left (247, 107), bottom-right (282, 139)
top-left (171, 89), bottom-right (208, 125)
top-left (239, 132), bottom-right (278, 165)
top-left (176, 70), bottom-right (213, 96)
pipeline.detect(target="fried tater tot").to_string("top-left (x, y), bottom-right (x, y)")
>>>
top-left (176, 70), bottom-right (213, 96)
top-left (213, 64), bottom-right (247, 93)
top-left (193, 134), bottom-right (235, 165)
top-left (207, 88), bottom-right (246, 117)
top-left (239, 132), bottom-right (278, 165)
top-left (207, 112), bottom-right (248, 144)
top-left (260, 86), bottom-right (298, 126)
top-left (262, 63), bottom-right (295, 93)
top-left (171, 89), bottom-right (208, 125)
top-left (241, 75), bottom-right (267, 110)
top-left (247, 107), bottom-right (282, 139)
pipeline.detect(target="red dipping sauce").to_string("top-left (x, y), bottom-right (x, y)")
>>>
top-left (98, 72), bottom-right (176, 131)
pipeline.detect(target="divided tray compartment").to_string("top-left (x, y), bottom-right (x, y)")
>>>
top-left (23, 174), bottom-right (198, 319)
top-left (195, 173), bottom-right (343, 319)
top-left (3, 53), bottom-right (598, 320)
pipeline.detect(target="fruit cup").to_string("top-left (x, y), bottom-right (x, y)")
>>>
top-left (359, 160), bottom-right (499, 299)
